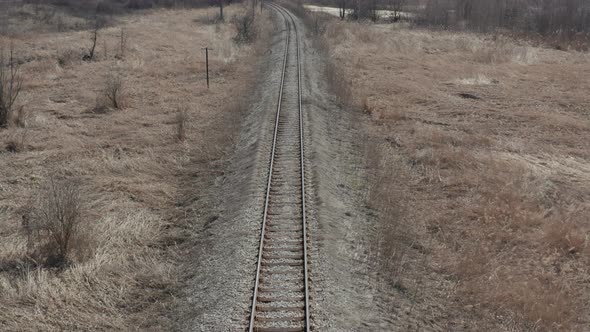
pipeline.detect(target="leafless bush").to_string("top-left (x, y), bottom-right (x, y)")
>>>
top-left (176, 108), bottom-right (188, 141)
top-left (12, 106), bottom-right (28, 128)
top-left (57, 48), bottom-right (81, 67)
top-left (193, 13), bottom-right (223, 25)
top-left (5, 128), bottom-right (27, 153)
top-left (310, 12), bottom-right (329, 36)
top-left (95, 72), bottom-right (127, 112)
top-left (25, 177), bottom-right (87, 267)
top-left (105, 74), bottom-right (126, 109)
top-left (232, 13), bottom-right (257, 44)
top-left (0, 43), bottom-right (23, 128)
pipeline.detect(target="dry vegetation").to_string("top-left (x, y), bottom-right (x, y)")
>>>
top-left (304, 9), bottom-right (590, 331)
top-left (0, 3), bottom-right (266, 330)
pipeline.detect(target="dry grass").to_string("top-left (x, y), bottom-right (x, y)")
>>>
top-left (0, 3), bottom-right (264, 330)
top-left (323, 18), bottom-right (590, 331)
top-left (175, 107), bottom-right (188, 142)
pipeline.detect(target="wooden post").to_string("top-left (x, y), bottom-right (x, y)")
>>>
top-left (205, 47), bottom-right (209, 89)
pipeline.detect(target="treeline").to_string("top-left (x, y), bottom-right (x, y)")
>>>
top-left (315, 0), bottom-right (590, 37)
top-left (23, 0), bottom-right (239, 14)
top-left (420, 0), bottom-right (590, 36)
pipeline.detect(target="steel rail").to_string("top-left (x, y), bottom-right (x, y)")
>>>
top-left (248, 3), bottom-right (310, 331)
top-left (288, 5), bottom-right (311, 332)
top-left (248, 2), bottom-right (292, 331)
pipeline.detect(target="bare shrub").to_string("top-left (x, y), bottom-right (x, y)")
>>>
top-left (95, 72), bottom-right (127, 112)
top-left (232, 13), bottom-right (257, 44)
top-left (0, 43), bottom-right (23, 128)
top-left (4, 128), bottom-right (27, 153)
top-left (11, 106), bottom-right (28, 128)
top-left (544, 211), bottom-right (588, 255)
top-left (25, 177), bottom-right (87, 267)
top-left (193, 13), bottom-right (223, 25)
top-left (310, 12), bottom-right (329, 36)
top-left (57, 48), bottom-right (80, 67)
top-left (176, 108), bottom-right (188, 142)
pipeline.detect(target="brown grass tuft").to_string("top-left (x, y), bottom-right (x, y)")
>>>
top-left (4, 128), bottom-right (27, 152)
top-left (176, 108), bottom-right (188, 142)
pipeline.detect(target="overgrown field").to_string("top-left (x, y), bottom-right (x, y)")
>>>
top-left (0, 4), bottom-right (265, 330)
top-left (318, 14), bottom-right (589, 331)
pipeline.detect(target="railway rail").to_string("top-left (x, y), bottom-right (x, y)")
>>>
top-left (248, 3), bottom-right (310, 332)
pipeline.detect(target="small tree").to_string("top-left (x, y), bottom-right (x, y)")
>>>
top-left (389, 0), bottom-right (407, 22)
top-left (85, 16), bottom-right (105, 61)
top-left (0, 42), bottom-right (22, 128)
top-left (232, 13), bottom-right (257, 44)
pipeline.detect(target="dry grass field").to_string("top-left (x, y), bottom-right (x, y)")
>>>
top-left (0, 4), bottom-right (265, 330)
top-left (321, 19), bottom-right (590, 331)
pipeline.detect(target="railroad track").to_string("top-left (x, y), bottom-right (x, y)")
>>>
top-left (248, 3), bottom-right (310, 332)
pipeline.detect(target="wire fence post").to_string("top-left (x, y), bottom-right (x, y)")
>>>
top-left (205, 47), bottom-right (209, 89)
top-left (201, 47), bottom-right (213, 89)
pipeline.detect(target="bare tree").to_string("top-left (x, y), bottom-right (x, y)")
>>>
top-left (0, 42), bottom-right (23, 128)
top-left (339, 0), bottom-right (347, 20)
top-left (219, 0), bottom-right (224, 21)
top-left (389, 0), bottom-right (407, 22)
top-left (84, 16), bottom-right (105, 61)
top-left (369, 0), bottom-right (380, 22)
top-left (350, 0), bottom-right (380, 21)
